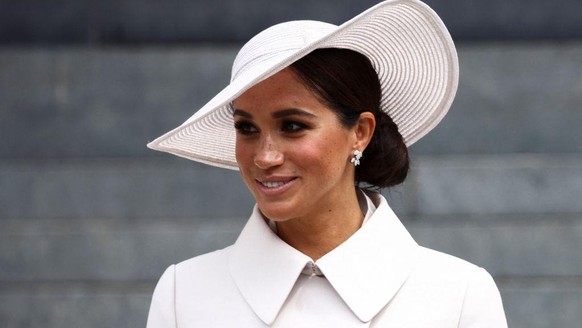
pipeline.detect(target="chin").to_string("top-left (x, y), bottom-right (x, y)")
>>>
top-left (257, 203), bottom-right (297, 222)
top-left (252, 189), bottom-right (301, 221)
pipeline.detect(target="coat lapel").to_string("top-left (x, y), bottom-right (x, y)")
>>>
top-left (228, 205), bottom-right (311, 325)
top-left (316, 193), bottom-right (420, 322)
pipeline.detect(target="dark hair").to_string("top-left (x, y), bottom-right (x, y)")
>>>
top-left (290, 48), bottom-right (409, 188)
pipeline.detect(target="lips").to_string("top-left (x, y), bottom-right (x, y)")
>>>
top-left (255, 177), bottom-right (297, 194)
top-left (260, 181), bottom-right (287, 188)
top-left (257, 177), bottom-right (296, 188)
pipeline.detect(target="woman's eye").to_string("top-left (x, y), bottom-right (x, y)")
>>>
top-left (282, 121), bottom-right (307, 133)
top-left (234, 121), bottom-right (258, 135)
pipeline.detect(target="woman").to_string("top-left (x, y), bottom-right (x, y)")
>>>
top-left (146, 0), bottom-right (507, 326)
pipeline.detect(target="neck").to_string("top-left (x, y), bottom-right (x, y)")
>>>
top-left (275, 188), bottom-right (364, 261)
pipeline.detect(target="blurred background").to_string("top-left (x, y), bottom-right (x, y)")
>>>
top-left (1, 0), bottom-right (581, 327)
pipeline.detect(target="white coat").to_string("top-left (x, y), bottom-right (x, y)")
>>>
top-left (147, 192), bottom-right (507, 327)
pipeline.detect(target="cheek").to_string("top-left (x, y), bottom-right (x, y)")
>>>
top-left (235, 139), bottom-right (255, 181)
top-left (235, 138), bottom-right (252, 164)
top-left (235, 141), bottom-right (254, 192)
top-left (291, 135), bottom-right (347, 173)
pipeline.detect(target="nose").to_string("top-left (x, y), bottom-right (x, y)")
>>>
top-left (254, 137), bottom-right (284, 169)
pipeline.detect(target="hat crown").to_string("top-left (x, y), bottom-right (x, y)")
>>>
top-left (231, 20), bottom-right (337, 82)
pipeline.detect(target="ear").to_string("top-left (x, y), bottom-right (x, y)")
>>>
top-left (353, 112), bottom-right (376, 151)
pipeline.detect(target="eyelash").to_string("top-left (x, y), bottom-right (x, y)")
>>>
top-left (233, 120), bottom-right (309, 135)
top-left (281, 120), bottom-right (308, 133)
top-left (234, 121), bottom-right (258, 135)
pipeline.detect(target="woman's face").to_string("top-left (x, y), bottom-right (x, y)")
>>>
top-left (232, 68), bottom-right (358, 222)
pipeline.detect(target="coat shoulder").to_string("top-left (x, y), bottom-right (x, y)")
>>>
top-left (174, 245), bottom-right (233, 276)
top-left (173, 245), bottom-right (240, 303)
top-left (416, 246), bottom-right (482, 277)
top-left (374, 246), bottom-right (507, 327)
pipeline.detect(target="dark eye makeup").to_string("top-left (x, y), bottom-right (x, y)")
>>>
top-left (281, 120), bottom-right (309, 133)
top-left (234, 118), bottom-right (312, 136)
top-left (234, 120), bottom-right (258, 135)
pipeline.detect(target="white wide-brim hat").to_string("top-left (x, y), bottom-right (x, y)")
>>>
top-left (148, 0), bottom-right (458, 170)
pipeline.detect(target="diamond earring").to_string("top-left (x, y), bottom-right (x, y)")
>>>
top-left (350, 150), bottom-right (363, 166)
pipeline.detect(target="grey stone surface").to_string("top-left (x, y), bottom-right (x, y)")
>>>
top-left (0, 47), bottom-right (234, 158)
top-left (413, 42), bottom-right (582, 155)
top-left (0, 217), bottom-right (244, 281)
top-left (1, 215), bottom-right (579, 281)
top-left (1, 0), bottom-right (582, 44)
top-left (0, 158), bottom-right (254, 219)
top-left (500, 279), bottom-right (582, 328)
top-left (0, 284), bottom-right (151, 328)
top-left (414, 155), bottom-right (582, 215)
top-left (2, 43), bottom-right (581, 158)
top-left (409, 216), bottom-right (582, 276)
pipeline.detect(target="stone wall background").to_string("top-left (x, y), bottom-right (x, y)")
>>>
top-left (1, 0), bottom-right (581, 327)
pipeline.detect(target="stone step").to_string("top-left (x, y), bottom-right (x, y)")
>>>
top-left (1, 155), bottom-right (581, 219)
top-left (1, 0), bottom-right (581, 44)
top-left (0, 158), bottom-right (254, 220)
top-left (406, 154), bottom-right (582, 215)
top-left (0, 277), bottom-right (580, 328)
top-left (0, 282), bottom-right (151, 328)
top-left (412, 42), bottom-right (582, 155)
top-left (1, 42), bottom-right (581, 158)
top-left (1, 214), bottom-right (580, 282)
top-left (0, 47), bottom-right (234, 158)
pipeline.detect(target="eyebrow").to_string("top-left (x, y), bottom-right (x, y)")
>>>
top-left (272, 108), bottom-right (316, 119)
top-left (232, 109), bottom-right (252, 118)
top-left (232, 108), bottom-right (316, 119)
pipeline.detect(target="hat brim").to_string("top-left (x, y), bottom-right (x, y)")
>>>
top-left (147, 0), bottom-right (458, 170)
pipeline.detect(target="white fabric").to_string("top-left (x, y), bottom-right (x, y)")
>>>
top-left (147, 192), bottom-right (507, 327)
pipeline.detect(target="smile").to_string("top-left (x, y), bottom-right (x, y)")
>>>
top-left (255, 177), bottom-right (297, 194)
top-left (261, 181), bottom-right (287, 188)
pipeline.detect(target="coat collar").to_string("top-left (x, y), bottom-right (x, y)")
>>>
top-left (228, 192), bottom-right (419, 325)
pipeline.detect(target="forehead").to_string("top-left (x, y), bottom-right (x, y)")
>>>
top-left (233, 68), bottom-right (316, 108)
